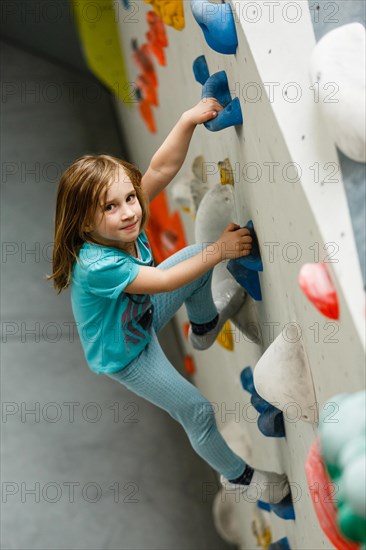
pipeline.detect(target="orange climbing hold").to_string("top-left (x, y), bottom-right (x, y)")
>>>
top-left (138, 97), bottom-right (157, 133)
top-left (298, 263), bottom-right (340, 320)
top-left (131, 40), bottom-right (158, 88)
top-left (146, 35), bottom-right (166, 66)
top-left (147, 10), bottom-right (168, 47)
top-left (136, 74), bottom-right (159, 106)
top-left (305, 438), bottom-right (360, 550)
top-left (184, 355), bottom-right (196, 375)
top-left (146, 11), bottom-right (168, 65)
top-left (144, 0), bottom-right (185, 30)
top-left (146, 191), bottom-right (188, 264)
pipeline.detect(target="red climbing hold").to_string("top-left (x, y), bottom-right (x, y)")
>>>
top-left (184, 355), bottom-right (196, 375)
top-left (305, 438), bottom-right (360, 550)
top-left (183, 322), bottom-right (190, 340)
top-left (298, 263), bottom-right (340, 319)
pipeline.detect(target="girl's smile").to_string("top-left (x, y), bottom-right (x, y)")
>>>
top-left (122, 222), bottom-right (137, 230)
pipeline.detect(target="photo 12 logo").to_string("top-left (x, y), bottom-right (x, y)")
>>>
top-left (1, 481), bottom-right (140, 504)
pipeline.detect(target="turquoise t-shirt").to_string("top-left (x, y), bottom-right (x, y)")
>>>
top-left (71, 231), bottom-right (154, 374)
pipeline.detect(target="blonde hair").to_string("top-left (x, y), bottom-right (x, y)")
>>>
top-left (47, 154), bottom-right (149, 293)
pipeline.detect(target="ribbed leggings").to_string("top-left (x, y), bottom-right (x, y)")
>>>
top-left (106, 244), bottom-right (246, 480)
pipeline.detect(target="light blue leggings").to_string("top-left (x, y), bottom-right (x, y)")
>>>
top-left (106, 244), bottom-right (246, 480)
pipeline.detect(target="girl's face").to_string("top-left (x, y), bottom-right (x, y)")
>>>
top-left (88, 167), bottom-right (142, 251)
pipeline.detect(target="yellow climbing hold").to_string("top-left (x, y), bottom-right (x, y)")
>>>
top-left (70, 0), bottom-right (131, 104)
top-left (254, 527), bottom-right (272, 550)
top-left (252, 509), bottom-right (272, 549)
top-left (216, 321), bottom-right (234, 351)
top-left (219, 158), bottom-right (235, 185)
top-left (144, 0), bottom-right (185, 30)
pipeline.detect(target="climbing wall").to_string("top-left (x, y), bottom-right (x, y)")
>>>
top-left (86, 1), bottom-right (365, 548)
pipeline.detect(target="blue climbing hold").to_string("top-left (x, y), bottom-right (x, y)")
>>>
top-left (240, 366), bottom-right (255, 393)
top-left (257, 500), bottom-right (271, 512)
top-left (193, 55), bottom-right (210, 85)
top-left (190, 0), bottom-right (238, 54)
top-left (240, 366), bottom-right (286, 438)
top-left (269, 493), bottom-right (296, 520)
top-left (227, 261), bottom-right (262, 300)
top-left (227, 220), bottom-right (262, 300)
top-left (202, 71), bottom-right (232, 105)
top-left (258, 494), bottom-right (295, 521)
top-left (238, 220), bottom-right (263, 272)
top-left (120, 0), bottom-right (130, 9)
top-left (251, 391), bottom-right (270, 414)
top-left (258, 494), bottom-right (295, 522)
top-left (268, 537), bottom-right (291, 549)
top-left (257, 404), bottom-right (286, 438)
top-left (201, 71), bottom-right (243, 131)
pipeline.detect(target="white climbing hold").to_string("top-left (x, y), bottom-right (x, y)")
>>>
top-left (309, 23), bottom-right (366, 163)
top-left (191, 155), bottom-right (208, 183)
top-left (212, 274), bottom-right (262, 344)
top-left (213, 489), bottom-right (244, 546)
top-left (171, 155), bottom-right (210, 215)
top-left (195, 182), bottom-right (238, 243)
top-left (252, 508), bottom-right (272, 549)
top-left (253, 325), bottom-right (318, 423)
top-left (213, 492), bottom-right (271, 548)
top-left (212, 420), bottom-right (254, 546)
top-left (230, 292), bottom-right (262, 345)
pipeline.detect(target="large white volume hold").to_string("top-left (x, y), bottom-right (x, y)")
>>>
top-left (309, 23), bottom-right (366, 163)
top-left (253, 325), bottom-right (318, 423)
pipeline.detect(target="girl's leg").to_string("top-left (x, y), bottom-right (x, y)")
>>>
top-left (107, 330), bottom-right (246, 481)
top-left (152, 243), bottom-right (218, 334)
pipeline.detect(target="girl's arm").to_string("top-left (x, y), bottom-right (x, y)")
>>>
top-left (141, 98), bottom-right (223, 202)
top-left (124, 224), bottom-right (252, 294)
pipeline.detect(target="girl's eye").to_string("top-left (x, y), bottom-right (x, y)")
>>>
top-left (105, 204), bottom-right (115, 211)
top-left (127, 194), bottom-right (136, 202)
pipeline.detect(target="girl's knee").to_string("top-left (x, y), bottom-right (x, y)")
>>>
top-left (178, 399), bottom-right (216, 432)
top-left (193, 400), bottom-right (216, 424)
top-left (191, 400), bottom-right (218, 446)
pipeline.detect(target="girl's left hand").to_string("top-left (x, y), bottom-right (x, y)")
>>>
top-left (182, 98), bottom-right (223, 126)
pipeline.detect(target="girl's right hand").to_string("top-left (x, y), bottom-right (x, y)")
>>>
top-left (216, 223), bottom-right (253, 260)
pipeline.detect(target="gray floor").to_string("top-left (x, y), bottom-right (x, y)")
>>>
top-left (0, 41), bottom-right (234, 550)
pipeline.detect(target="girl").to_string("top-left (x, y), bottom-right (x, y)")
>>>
top-left (49, 98), bottom-right (289, 504)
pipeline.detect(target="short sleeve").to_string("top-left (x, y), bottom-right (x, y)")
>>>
top-left (86, 256), bottom-right (140, 299)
